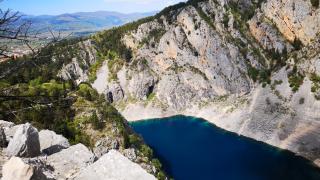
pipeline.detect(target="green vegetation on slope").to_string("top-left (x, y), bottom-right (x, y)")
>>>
top-left (310, 73), bottom-right (320, 99)
top-left (0, 37), bottom-right (167, 179)
top-left (94, 16), bottom-right (154, 61)
top-left (288, 66), bottom-right (305, 92)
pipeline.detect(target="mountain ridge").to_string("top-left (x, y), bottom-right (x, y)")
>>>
top-left (20, 10), bottom-right (157, 35)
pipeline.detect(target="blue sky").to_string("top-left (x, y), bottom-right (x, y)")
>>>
top-left (1, 0), bottom-right (186, 15)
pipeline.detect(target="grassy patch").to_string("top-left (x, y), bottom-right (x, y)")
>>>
top-left (147, 92), bottom-right (156, 101)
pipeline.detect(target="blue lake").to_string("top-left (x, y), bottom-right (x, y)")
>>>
top-left (130, 115), bottom-right (320, 180)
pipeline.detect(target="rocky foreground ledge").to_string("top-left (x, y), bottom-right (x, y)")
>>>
top-left (0, 120), bottom-right (156, 180)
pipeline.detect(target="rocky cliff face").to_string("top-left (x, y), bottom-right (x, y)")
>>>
top-left (57, 40), bottom-right (98, 85)
top-left (262, 0), bottom-right (320, 45)
top-left (87, 0), bottom-right (320, 167)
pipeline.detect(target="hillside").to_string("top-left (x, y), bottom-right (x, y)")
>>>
top-left (0, 39), bottom-right (167, 179)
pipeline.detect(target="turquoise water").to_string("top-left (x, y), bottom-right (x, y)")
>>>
top-left (130, 115), bottom-right (320, 180)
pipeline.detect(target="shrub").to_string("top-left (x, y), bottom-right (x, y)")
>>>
top-left (77, 84), bottom-right (99, 101)
top-left (310, 73), bottom-right (320, 83)
top-left (288, 73), bottom-right (304, 92)
top-left (310, 73), bottom-right (320, 96)
top-left (56, 120), bottom-right (92, 147)
top-left (292, 38), bottom-right (303, 50)
top-left (311, 0), bottom-right (320, 8)
top-left (157, 171), bottom-right (167, 180)
top-left (152, 159), bottom-right (162, 169)
top-left (259, 70), bottom-right (271, 84)
top-left (140, 144), bottom-right (153, 159)
top-left (41, 80), bottom-right (67, 97)
top-left (248, 67), bottom-right (259, 82)
top-left (90, 111), bottom-right (104, 130)
top-left (128, 134), bottom-right (142, 147)
top-left (273, 80), bottom-right (283, 86)
top-left (299, 97), bottom-right (305, 104)
top-left (29, 76), bottom-right (43, 86)
top-left (223, 14), bottom-right (229, 28)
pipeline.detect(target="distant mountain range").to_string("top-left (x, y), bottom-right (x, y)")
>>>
top-left (20, 11), bottom-right (156, 36)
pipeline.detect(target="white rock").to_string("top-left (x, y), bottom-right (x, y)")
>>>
top-left (123, 148), bottom-right (137, 161)
top-left (39, 130), bottom-right (70, 155)
top-left (92, 61), bottom-right (109, 94)
top-left (0, 120), bottom-right (14, 129)
top-left (4, 124), bottom-right (23, 143)
top-left (73, 150), bottom-right (156, 180)
top-left (2, 157), bottom-right (33, 180)
top-left (0, 120), bottom-right (16, 143)
top-left (5, 123), bottom-right (40, 158)
top-left (46, 144), bottom-right (95, 179)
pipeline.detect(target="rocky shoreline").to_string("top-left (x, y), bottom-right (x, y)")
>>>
top-left (119, 83), bottom-right (320, 169)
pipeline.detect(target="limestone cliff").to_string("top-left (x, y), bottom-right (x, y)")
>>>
top-left (87, 0), bottom-right (320, 167)
top-left (57, 40), bottom-right (97, 85)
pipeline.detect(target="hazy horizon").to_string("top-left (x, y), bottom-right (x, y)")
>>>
top-left (20, 10), bottom-right (158, 17)
top-left (1, 0), bottom-right (186, 16)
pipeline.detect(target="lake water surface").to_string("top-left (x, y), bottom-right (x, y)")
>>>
top-left (130, 115), bottom-right (320, 180)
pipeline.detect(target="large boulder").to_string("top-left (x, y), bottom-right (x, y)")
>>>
top-left (73, 150), bottom-right (156, 180)
top-left (2, 157), bottom-right (33, 180)
top-left (39, 130), bottom-right (70, 155)
top-left (46, 144), bottom-right (95, 179)
top-left (5, 123), bottom-right (40, 158)
top-left (2, 157), bottom-right (55, 180)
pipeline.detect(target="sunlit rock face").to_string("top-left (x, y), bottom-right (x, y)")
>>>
top-left (262, 0), bottom-right (320, 45)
